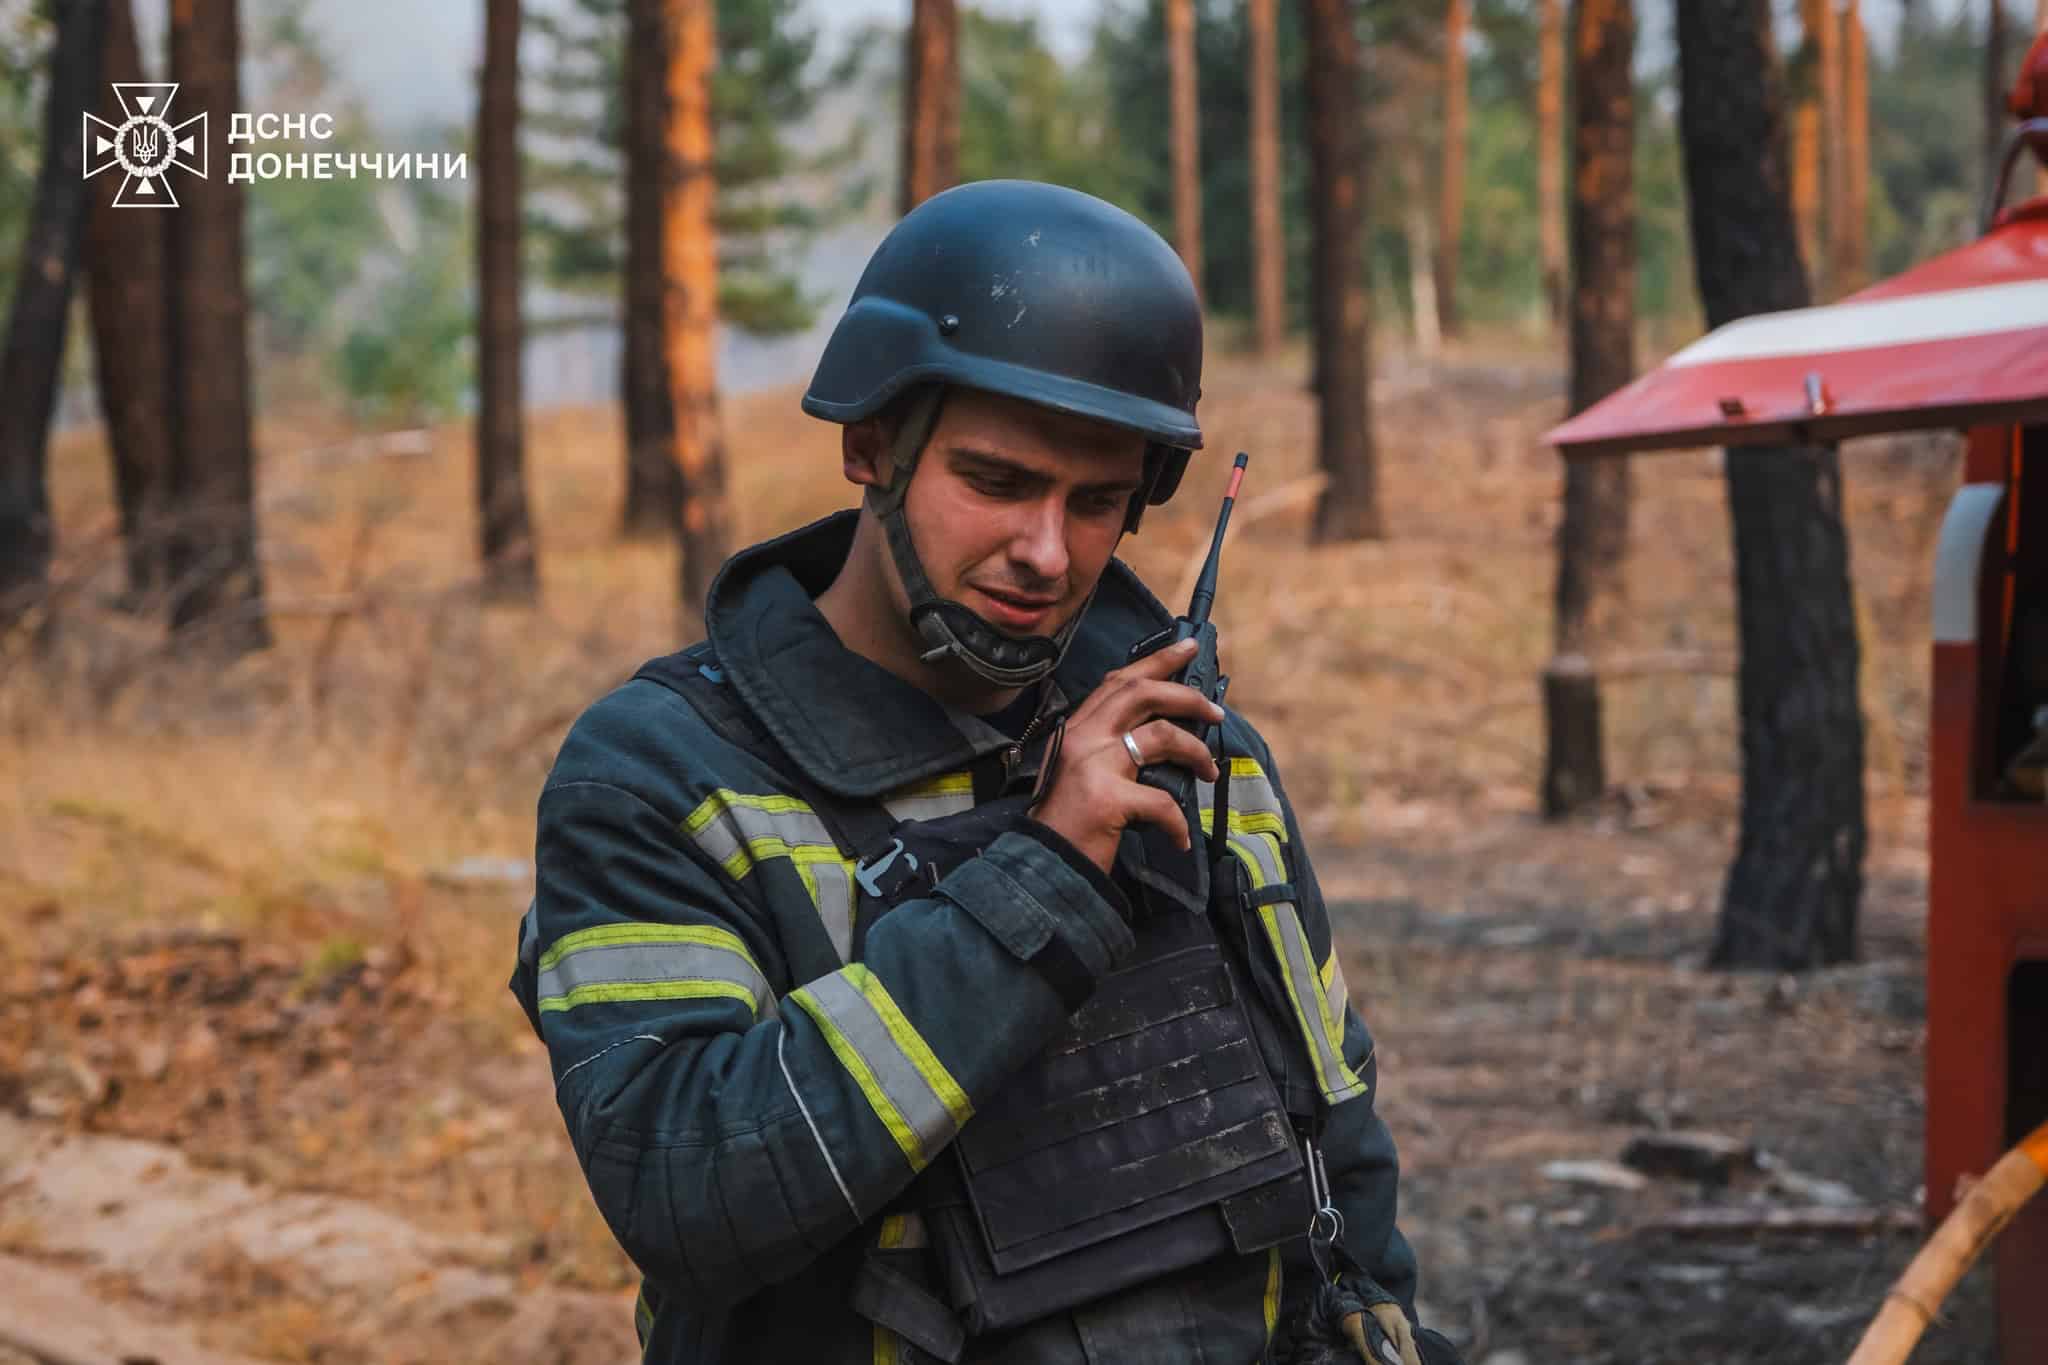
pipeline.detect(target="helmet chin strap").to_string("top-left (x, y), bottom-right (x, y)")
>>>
top-left (865, 387), bottom-right (1099, 690)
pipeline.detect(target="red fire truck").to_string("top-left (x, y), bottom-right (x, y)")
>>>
top-left (1550, 39), bottom-right (2048, 1361)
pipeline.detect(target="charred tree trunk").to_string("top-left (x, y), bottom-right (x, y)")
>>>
top-left (166, 0), bottom-right (268, 654)
top-left (1677, 0), bottom-right (1866, 970)
top-left (1435, 0), bottom-right (1469, 341)
top-left (1544, 0), bottom-right (1635, 819)
top-left (477, 0), bottom-right (538, 602)
top-left (900, 0), bottom-right (958, 214)
top-left (1302, 0), bottom-right (1382, 543)
top-left (1840, 0), bottom-right (1868, 289)
top-left (1537, 0), bottom-right (1566, 331)
top-left (664, 0), bottom-right (730, 608)
top-left (1166, 0), bottom-right (1204, 301)
top-left (621, 0), bottom-right (683, 538)
top-left (0, 0), bottom-right (103, 634)
top-left (86, 0), bottom-right (173, 608)
top-left (1249, 0), bottom-right (1285, 354)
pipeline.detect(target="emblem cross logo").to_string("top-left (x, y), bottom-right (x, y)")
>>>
top-left (82, 83), bottom-right (207, 208)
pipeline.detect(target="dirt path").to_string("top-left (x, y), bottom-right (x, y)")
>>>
top-left (0, 1115), bottom-right (636, 1365)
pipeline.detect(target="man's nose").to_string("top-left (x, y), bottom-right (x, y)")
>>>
top-left (1009, 495), bottom-right (1070, 585)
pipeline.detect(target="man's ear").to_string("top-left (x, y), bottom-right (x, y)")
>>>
top-left (842, 418), bottom-right (894, 489)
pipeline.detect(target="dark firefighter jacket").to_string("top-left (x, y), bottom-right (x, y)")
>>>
top-left (510, 510), bottom-right (1420, 1364)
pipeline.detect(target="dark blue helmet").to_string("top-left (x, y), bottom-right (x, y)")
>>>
top-left (804, 180), bottom-right (1203, 510)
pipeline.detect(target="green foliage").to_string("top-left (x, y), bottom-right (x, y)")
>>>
top-left (1091, 0), bottom-right (1316, 325)
top-left (334, 181), bottom-right (472, 424)
top-left (957, 9), bottom-right (1138, 208)
top-left (0, 1), bottom-right (50, 325)
top-left (527, 0), bottom-right (859, 338)
top-left (1870, 4), bottom-right (1994, 278)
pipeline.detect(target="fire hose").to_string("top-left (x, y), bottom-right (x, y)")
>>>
top-left (1845, 1119), bottom-right (2048, 1365)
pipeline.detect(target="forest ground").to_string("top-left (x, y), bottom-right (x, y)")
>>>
top-left (0, 338), bottom-right (1995, 1363)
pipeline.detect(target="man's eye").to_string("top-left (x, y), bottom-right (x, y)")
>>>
top-left (969, 475), bottom-right (1019, 497)
top-left (1077, 491), bottom-right (1129, 516)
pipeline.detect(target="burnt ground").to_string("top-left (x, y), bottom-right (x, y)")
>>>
top-left (1318, 792), bottom-right (1996, 1365)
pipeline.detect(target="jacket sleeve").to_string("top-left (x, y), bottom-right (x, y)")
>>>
top-left (1226, 721), bottom-right (1422, 1319)
top-left (526, 681), bottom-right (1135, 1312)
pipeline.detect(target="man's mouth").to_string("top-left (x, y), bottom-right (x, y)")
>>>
top-left (972, 586), bottom-right (1059, 632)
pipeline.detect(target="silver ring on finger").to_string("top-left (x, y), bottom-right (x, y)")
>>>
top-left (1122, 729), bottom-right (1145, 770)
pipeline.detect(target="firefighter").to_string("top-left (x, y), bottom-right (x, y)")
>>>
top-left (511, 180), bottom-right (1461, 1365)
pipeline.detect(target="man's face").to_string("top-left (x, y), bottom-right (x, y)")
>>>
top-left (874, 390), bottom-right (1149, 640)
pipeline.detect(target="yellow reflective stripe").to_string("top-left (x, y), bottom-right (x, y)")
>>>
top-left (1258, 901), bottom-right (1367, 1104)
top-left (1322, 947), bottom-right (1350, 1027)
top-left (540, 979), bottom-right (759, 1013)
top-left (873, 1324), bottom-right (903, 1365)
top-left (538, 920), bottom-right (750, 972)
top-left (876, 1211), bottom-right (928, 1249)
top-left (881, 770), bottom-right (975, 824)
top-left (634, 1285), bottom-right (654, 1345)
top-left (1224, 831), bottom-right (1286, 890)
top-left (536, 922), bottom-right (773, 1016)
top-left (1263, 1245), bottom-right (1283, 1343)
top-left (791, 965), bottom-right (973, 1170)
top-left (680, 788), bottom-right (859, 964)
top-left (853, 965), bottom-right (974, 1133)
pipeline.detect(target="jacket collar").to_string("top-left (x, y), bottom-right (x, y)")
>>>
top-left (705, 510), bottom-right (1174, 799)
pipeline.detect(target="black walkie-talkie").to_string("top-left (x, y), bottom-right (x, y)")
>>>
top-left (1127, 452), bottom-right (1248, 809)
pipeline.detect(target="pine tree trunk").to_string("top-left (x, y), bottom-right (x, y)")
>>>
top-left (1792, 0), bottom-right (1825, 281)
top-left (1537, 0), bottom-right (1566, 332)
top-left (1165, 0), bottom-right (1204, 301)
top-left (0, 0), bottom-right (104, 634)
top-left (621, 0), bottom-right (683, 538)
top-left (1826, 0), bottom-right (1859, 300)
top-left (1248, 0), bottom-right (1285, 354)
top-left (1817, 0), bottom-right (1845, 298)
top-left (166, 0), bottom-right (268, 654)
top-left (1302, 0), bottom-right (1382, 543)
top-left (477, 0), bottom-right (538, 602)
top-left (900, 0), bottom-right (958, 214)
top-left (1841, 0), bottom-right (1869, 289)
top-left (1545, 0), bottom-right (1635, 819)
top-left (664, 0), bottom-right (731, 609)
top-left (1676, 0), bottom-right (1866, 971)
top-left (86, 0), bottom-right (173, 609)
top-left (1435, 0), bottom-right (1468, 341)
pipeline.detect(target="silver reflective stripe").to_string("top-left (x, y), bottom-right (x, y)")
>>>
top-left (1322, 946), bottom-right (1351, 1031)
top-left (1227, 832), bottom-right (1286, 890)
top-left (1259, 901), bottom-right (1367, 1105)
top-left (809, 859), bottom-right (857, 964)
top-left (536, 922), bottom-right (772, 1016)
top-left (791, 965), bottom-right (972, 1171)
top-left (881, 772), bottom-right (975, 824)
top-left (681, 789), bottom-right (857, 967)
top-left (684, 790), bottom-right (838, 878)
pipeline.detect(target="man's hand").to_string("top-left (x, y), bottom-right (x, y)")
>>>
top-left (1029, 636), bottom-right (1223, 873)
